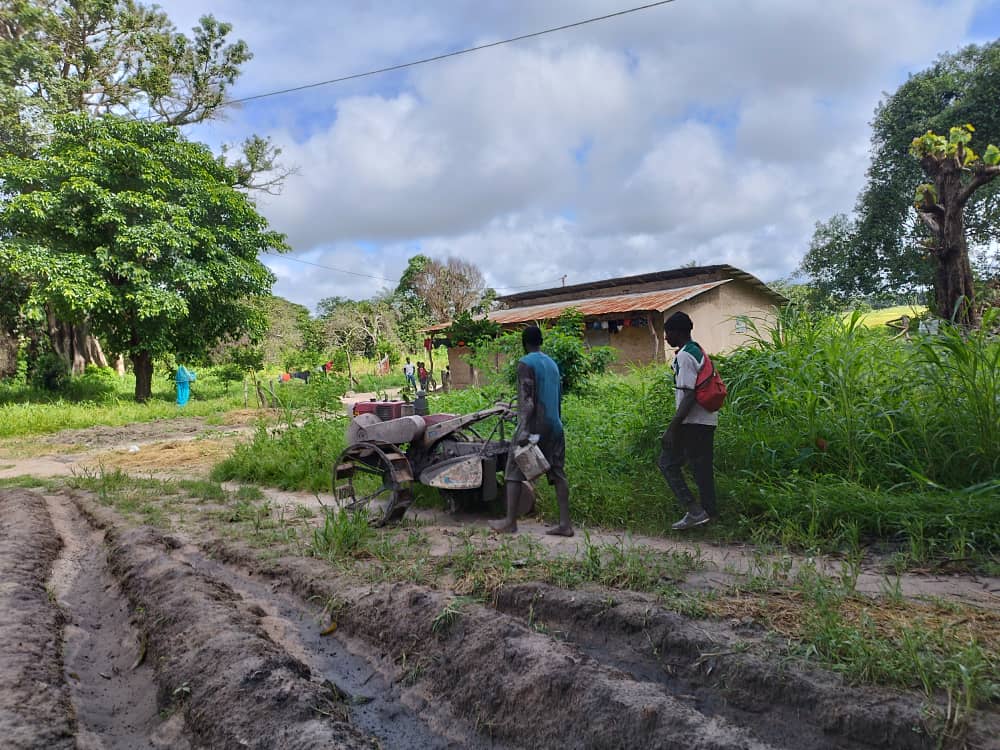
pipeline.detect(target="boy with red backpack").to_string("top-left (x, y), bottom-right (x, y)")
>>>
top-left (659, 311), bottom-right (726, 530)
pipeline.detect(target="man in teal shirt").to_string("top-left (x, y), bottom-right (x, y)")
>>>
top-left (490, 325), bottom-right (573, 536)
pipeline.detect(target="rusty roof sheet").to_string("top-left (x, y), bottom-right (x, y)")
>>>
top-left (425, 280), bottom-right (729, 333)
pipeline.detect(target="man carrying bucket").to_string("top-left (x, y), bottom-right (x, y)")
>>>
top-left (489, 325), bottom-right (573, 537)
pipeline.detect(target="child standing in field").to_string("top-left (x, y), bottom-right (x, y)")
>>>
top-left (417, 362), bottom-right (429, 391)
top-left (659, 311), bottom-right (717, 530)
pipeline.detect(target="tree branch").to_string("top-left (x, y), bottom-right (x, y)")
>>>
top-left (957, 165), bottom-right (1000, 206)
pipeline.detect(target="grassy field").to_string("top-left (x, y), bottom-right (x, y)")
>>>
top-left (851, 304), bottom-right (928, 327)
top-left (0, 360), bottom-right (408, 439)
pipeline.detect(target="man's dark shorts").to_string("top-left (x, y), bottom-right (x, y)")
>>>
top-left (505, 431), bottom-right (567, 485)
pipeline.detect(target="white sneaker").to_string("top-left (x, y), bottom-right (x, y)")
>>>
top-left (671, 510), bottom-right (710, 530)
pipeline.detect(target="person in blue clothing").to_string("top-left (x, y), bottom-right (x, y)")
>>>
top-left (489, 325), bottom-right (573, 536)
top-left (175, 365), bottom-right (196, 407)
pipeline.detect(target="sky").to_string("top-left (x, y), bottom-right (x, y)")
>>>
top-left (157, 0), bottom-right (1000, 314)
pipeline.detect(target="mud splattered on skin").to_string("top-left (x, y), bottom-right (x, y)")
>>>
top-left (0, 489), bottom-right (75, 749)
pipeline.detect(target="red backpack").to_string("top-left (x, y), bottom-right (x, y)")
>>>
top-left (678, 343), bottom-right (727, 412)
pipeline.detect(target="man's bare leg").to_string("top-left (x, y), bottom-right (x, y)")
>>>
top-left (488, 479), bottom-right (522, 533)
top-left (545, 477), bottom-right (573, 537)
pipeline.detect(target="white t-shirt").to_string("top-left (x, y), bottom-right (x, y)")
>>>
top-left (673, 342), bottom-right (718, 427)
top-left (403, 363), bottom-right (415, 377)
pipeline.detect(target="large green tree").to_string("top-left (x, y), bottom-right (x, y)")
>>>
top-left (0, 115), bottom-right (287, 401)
top-left (0, 0), bottom-right (287, 372)
top-left (801, 41), bottom-right (1000, 303)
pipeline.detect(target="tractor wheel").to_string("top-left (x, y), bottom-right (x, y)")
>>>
top-left (333, 441), bottom-right (414, 526)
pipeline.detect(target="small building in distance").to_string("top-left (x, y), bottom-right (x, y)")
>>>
top-left (434, 264), bottom-right (786, 389)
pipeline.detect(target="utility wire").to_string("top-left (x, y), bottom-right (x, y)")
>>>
top-left (225, 0), bottom-right (677, 107)
top-left (264, 252), bottom-right (398, 283)
top-left (264, 251), bottom-right (565, 291)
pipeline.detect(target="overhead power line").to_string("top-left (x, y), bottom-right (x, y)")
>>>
top-left (264, 252), bottom-right (398, 283)
top-left (264, 252), bottom-right (566, 291)
top-left (226, 0), bottom-right (677, 108)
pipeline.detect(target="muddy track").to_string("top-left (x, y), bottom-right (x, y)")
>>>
top-left (77, 498), bottom-right (490, 749)
top-left (181, 523), bottom-right (992, 750)
top-left (44, 492), bottom-right (190, 749)
top-left (494, 583), bottom-right (1000, 750)
top-left (0, 489), bottom-right (75, 749)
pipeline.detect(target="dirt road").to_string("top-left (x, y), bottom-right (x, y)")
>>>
top-left (1, 417), bottom-right (998, 748)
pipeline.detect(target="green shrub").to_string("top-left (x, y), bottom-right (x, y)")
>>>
top-left (30, 352), bottom-right (69, 392)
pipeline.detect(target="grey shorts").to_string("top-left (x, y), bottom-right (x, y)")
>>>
top-left (505, 431), bottom-right (567, 485)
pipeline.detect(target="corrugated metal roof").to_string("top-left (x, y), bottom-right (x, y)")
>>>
top-left (488, 280), bottom-right (729, 324)
top-left (498, 263), bottom-right (786, 305)
top-left (425, 280), bottom-right (729, 332)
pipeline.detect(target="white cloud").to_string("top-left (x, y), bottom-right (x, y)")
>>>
top-left (155, 0), bottom-right (989, 311)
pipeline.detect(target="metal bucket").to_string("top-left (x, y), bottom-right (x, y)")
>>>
top-left (513, 443), bottom-right (550, 482)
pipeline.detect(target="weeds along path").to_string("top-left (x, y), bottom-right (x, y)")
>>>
top-left (249, 486), bottom-right (1000, 614)
top-left (0, 489), bottom-right (75, 749)
top-left (43, 492), bottom-right (189, 749)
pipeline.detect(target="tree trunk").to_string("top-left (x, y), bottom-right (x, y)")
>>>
top-left (0, 329), bottom-right (18, 379)
top-left (933, 179), bottom-right (977, 326)
top-left (132, 351), bottom-right (154, 402)
top-left (46, 311), bottom-right (110, 374)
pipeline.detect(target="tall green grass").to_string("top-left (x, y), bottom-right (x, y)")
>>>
top-left (213, 309), bottom-right (1000, 557)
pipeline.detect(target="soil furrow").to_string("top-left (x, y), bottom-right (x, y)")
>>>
top-left (185, 531), bottom-right (820, 748)
top-left (0, 489), bottom-right (76, 749)
top-left (494, 582), bottom-right (945, 750)
top-left (44, 492), bottom-right (190, 750)
top-left (92, 519), bottom-right (382, 749)
top-left (164, 542), bottom-right (499, 749)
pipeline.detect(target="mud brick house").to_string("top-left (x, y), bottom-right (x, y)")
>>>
top-left (435, 264), bottom-right (785, 388)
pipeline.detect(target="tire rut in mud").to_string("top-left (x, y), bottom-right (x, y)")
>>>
top-left (193, 532), bottom-right (905, 749)
top-left (44, 492), bottom-right (189, 749)
top-left (493, 583), bottom-right (973, 750)
top-left (0, 489), bottom-right (75, 749)
top-left (97, 526), bottom-right (382, 749)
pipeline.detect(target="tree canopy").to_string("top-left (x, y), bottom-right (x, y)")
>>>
top-left (0, 115), bottom-right (287, 400)
top-left (1, 0), bottom-right (250, 155)
top-left (801, 40), bottom-right (1000, 303)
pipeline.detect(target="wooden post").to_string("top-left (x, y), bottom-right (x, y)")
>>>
top-left (647, 310), bottom-right (659, 363)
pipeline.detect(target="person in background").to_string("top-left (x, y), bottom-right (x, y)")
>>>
top-left (402, 357), bottom-right (416, 390)
top-left (490, 325), bottom-right (573, 537)
top-left (175, 365), bottom-right (196, 407)
top-left (417, 361), bottom-right (429, 391)
top-left (659, 311), bottom-right (717, 530)
top-left (441, 365), bottom-right (451, 393)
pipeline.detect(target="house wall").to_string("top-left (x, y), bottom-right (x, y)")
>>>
top-left (676, 280), bottom-right (777, 354)
top-left (448, 346), bottom-right (476, 388)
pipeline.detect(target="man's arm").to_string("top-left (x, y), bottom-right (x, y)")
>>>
top-left (516, 361), bottom-right (536, 445)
